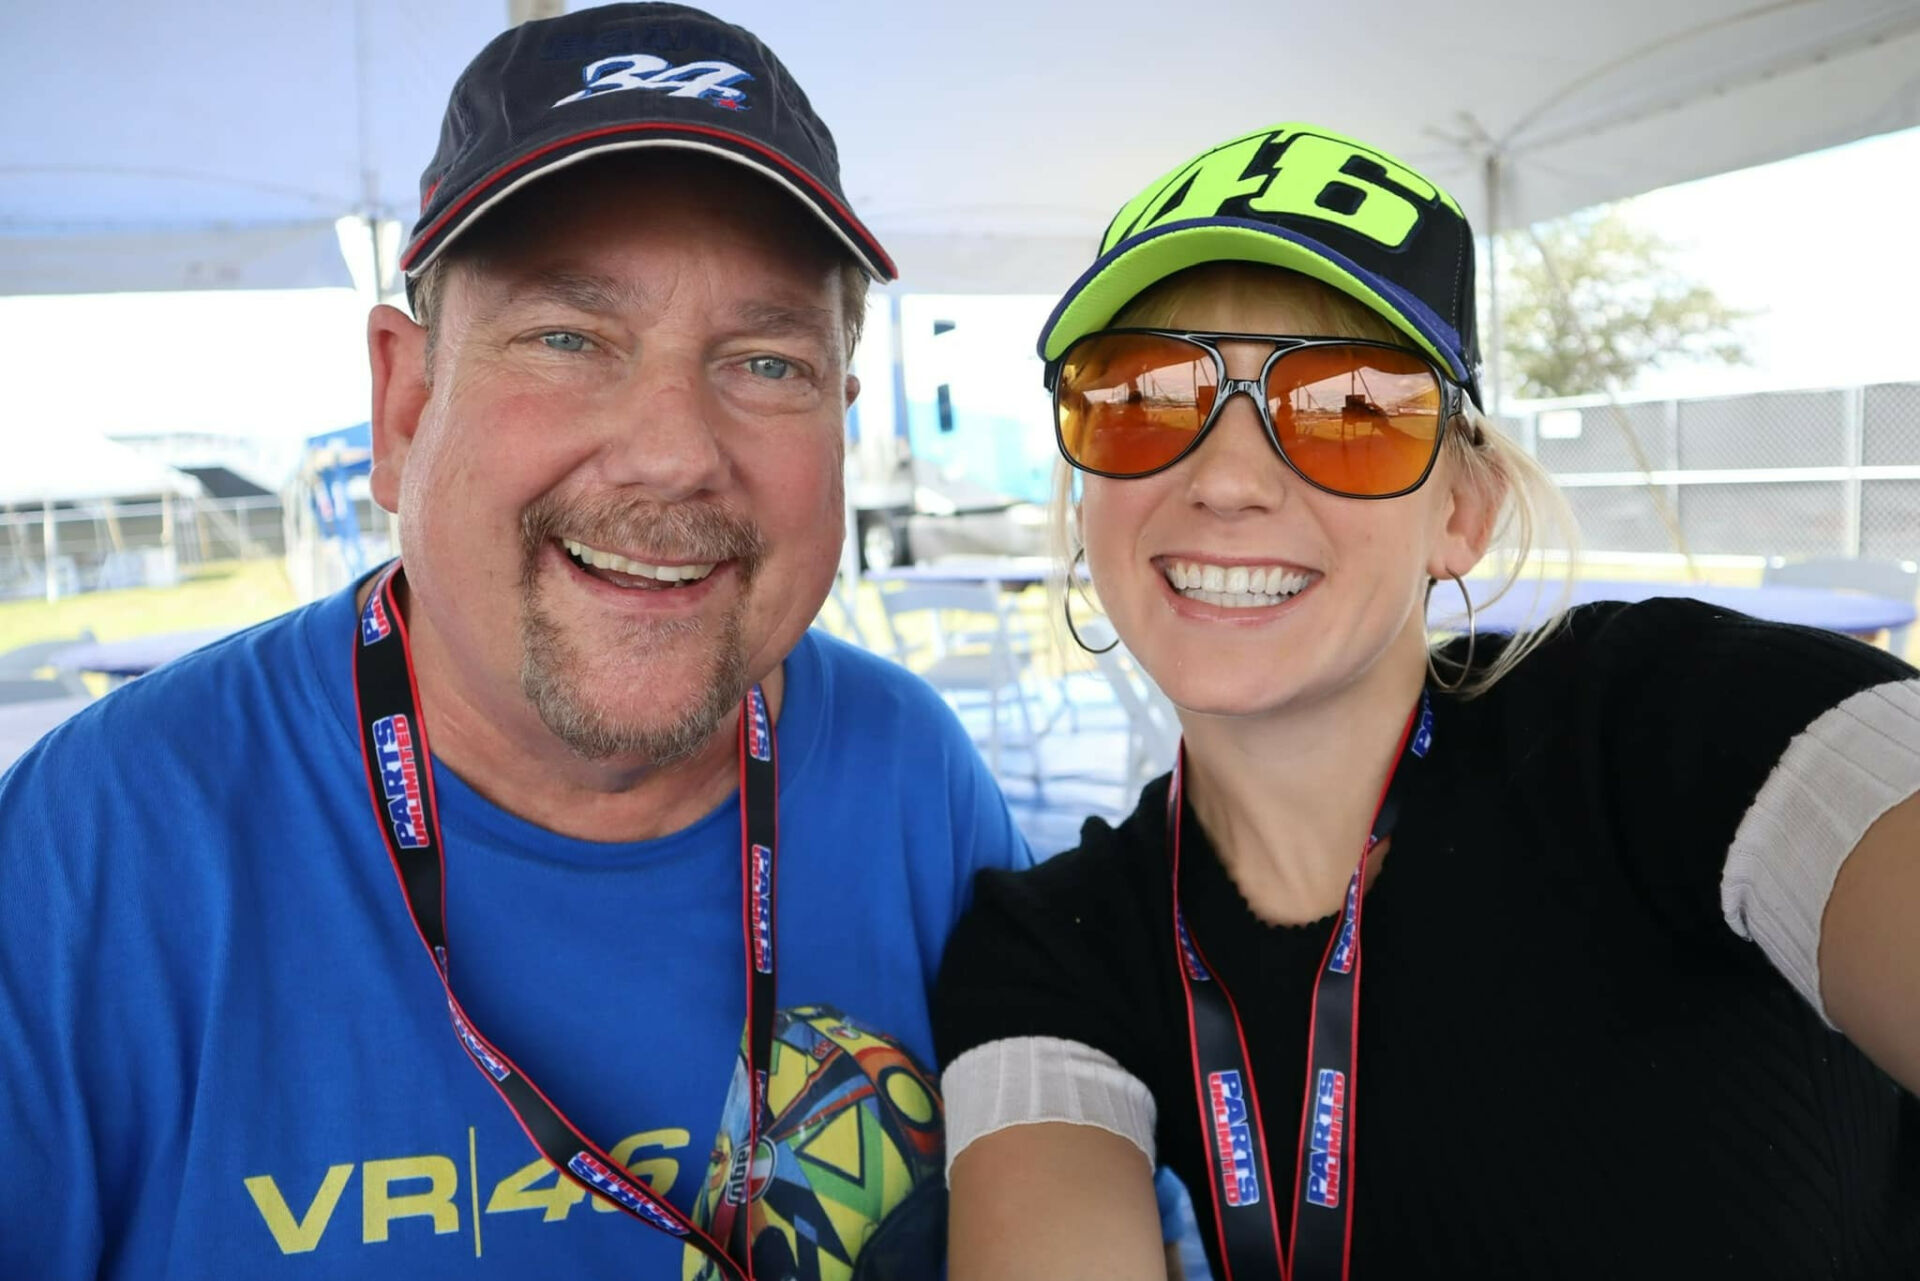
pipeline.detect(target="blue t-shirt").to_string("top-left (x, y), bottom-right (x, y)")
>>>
top-left (0, 580), bottom-right (1030, 1279)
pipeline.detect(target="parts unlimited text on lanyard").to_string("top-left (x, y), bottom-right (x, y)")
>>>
top-left (1169, 694), bottom-right (1432, 1281)
top-left (352, 562), bottom-right (776, 1281)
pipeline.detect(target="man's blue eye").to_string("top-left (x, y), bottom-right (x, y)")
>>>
top-left (746, 356), bottom-right (792, 379)
top-left (541, 332), bottom-right (589, 353)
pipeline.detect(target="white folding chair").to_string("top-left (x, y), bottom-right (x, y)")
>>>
top-left (879, 582), bottom-right (1047, 795)
top-left (1763, 555), bottom-right (1918, 653)
top-left (979, 577), bottom-right (1080, 735)
top-left (1081, 621), bottom-right (1181, 797)
top-left (813, 576), bottom-right (873, 651)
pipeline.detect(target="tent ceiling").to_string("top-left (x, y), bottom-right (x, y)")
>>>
top-left (5, 0), bottom-right (1918, 297)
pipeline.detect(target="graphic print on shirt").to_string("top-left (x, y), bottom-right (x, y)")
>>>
top-left (241, 1127), bottom-right (697, 1256)
top-left (685, 1005), bottom-right (946, 1281)
top-left (237, 1005), bottom-right (942, 1273)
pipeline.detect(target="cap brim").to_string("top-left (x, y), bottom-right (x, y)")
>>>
top-left (1037, 218), bottom-right (1470, 388)
top-left (402, 125), bottom-right (896, 283)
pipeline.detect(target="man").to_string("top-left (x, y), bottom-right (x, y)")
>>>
top-left (0, 6), bottom-right (1028, 1278)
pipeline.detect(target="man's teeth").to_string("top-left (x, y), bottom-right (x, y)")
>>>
top-left (562, 538), bottom-right (717, 583)
top-left (1163, 558), bottom-right (1314, 608)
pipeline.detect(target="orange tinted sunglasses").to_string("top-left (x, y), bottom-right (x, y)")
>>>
top-left (1049, 329), bottom-right (1473, 499)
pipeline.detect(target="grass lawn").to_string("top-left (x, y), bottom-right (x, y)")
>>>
top-left (0, 558), bottom-right (299, 655)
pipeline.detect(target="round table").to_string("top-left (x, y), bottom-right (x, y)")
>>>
top-left (52, 625), bottom-right (240, 681)
top-left (865, 556), bottom-right (1056, 589)
top-left (1433, 579), bottom-right (1916, 636)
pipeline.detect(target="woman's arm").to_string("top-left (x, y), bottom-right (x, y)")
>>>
top-left (1573, 606), bottom-right (1919, 1086)
top-left (948, 1122), bottom-right (1169, 1281)
top-left (1820, 789), bottom-right (1920, 1092)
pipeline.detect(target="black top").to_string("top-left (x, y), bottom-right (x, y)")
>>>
top-left (935, 600), bottom-right (1920, 1280)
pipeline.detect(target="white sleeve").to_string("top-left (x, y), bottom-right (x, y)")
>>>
top-left (1721, 677), bottom-right (1920, 1023)
top-left (940, 1036), bottom-right (1157, 1181)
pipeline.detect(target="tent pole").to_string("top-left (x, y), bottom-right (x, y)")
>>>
top-left (351, 0), bottom-right (393, 304)
top-left (367, 216), bottom-right (387, 304)
top-left (1484, 150), bottom-right (1503, 416)
top-left (509, 0), bottom-right (565, 23)
top-left (43, 500), bottom-right (58, 604)
top-left (889, 292), bottom-right (911, 450)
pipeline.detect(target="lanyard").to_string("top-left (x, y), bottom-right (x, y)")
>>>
top-left (1169, 694), bottom-right (1432, 1281)
top-left (351, 562), bottom-right (776, 1281)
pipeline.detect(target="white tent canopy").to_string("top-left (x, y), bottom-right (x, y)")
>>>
top-left (4, 0), bottom-right (1919, 299)
top-left (0, 432), bottom-right (203, 507)
top-left (0, 433), bottom-right (203, 603)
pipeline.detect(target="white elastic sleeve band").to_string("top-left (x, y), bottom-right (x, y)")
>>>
top-left (941, 1037), bottom-right (1157, 1182)
top-left (1721, 677), bottom-right (1920, 1024)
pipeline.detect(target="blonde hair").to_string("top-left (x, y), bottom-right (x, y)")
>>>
top-left (1048, 262), bottom-right (1578, 696)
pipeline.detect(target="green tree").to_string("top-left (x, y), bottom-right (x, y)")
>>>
top-left (1490, 207), bottom-right (1750, 400)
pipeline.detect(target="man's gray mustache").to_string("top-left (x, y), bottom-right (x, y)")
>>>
top-left (520, 496), bottom-right (765, 572)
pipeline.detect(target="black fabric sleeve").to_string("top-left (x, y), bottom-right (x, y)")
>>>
top-left (933, 805), bottom-right (1172, 1091)
top-left (1569, 597), bottom-right (1914, 932)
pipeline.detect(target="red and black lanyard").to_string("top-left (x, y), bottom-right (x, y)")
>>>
top-left (351, 562), bottom-right (776, 1281)
top-left (1170, 694), bottom-right (1432, 1281)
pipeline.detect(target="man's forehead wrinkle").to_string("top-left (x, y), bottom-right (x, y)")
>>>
top-left (463, 257), bottom-right (838, 343)
top-left (728, 300), bottom-right (838, 343)
top-left (494, 267), bottom-right (659, 317)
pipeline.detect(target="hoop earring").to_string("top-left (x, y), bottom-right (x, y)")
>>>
top-left (1426, 572), bottom-right (1476, 693)
top-left (1063, 548), bottom-right (1118, 655)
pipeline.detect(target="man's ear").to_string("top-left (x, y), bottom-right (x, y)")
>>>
top-left (844, 373), bottom-right (861, 409)
top-left (367, 304), bottom-right (429, 515)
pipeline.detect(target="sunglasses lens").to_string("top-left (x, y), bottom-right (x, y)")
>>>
top-left (1056, 334), bottom-right (1218, 475)
top-left (1266, 344), bottom-right (1443, 496)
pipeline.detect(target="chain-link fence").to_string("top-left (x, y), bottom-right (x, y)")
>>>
top-left (1501, 379), bottom-right (1920, 563)
top-left (0, 495), bottom-right (291, 600)
top-left (2, 490), bottom-right (401, 602)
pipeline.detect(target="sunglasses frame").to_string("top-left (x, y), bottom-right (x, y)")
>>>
top-left (1048, 327), bottom-right (1474, 500)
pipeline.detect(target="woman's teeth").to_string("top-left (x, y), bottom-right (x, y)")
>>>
top-left (562, 537), bottom-right (717, 584)
top-left (1162, 558), bottom-right (1314, 608)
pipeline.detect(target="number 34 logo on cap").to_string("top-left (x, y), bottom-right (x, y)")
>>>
top-left (555, 53), bottom-right (753, 111)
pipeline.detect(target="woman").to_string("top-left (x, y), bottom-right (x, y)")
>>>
top-left (933, 122), bottom-right (1920, 1280)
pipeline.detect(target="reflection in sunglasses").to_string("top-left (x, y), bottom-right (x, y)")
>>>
top-left (1271, 355), bottom-right (1439, 496)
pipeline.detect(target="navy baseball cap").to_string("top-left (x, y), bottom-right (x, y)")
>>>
top-left (1038, 123), bottom-right (1482, 407)
top-left (401, 2), bottom-right (895, 287)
